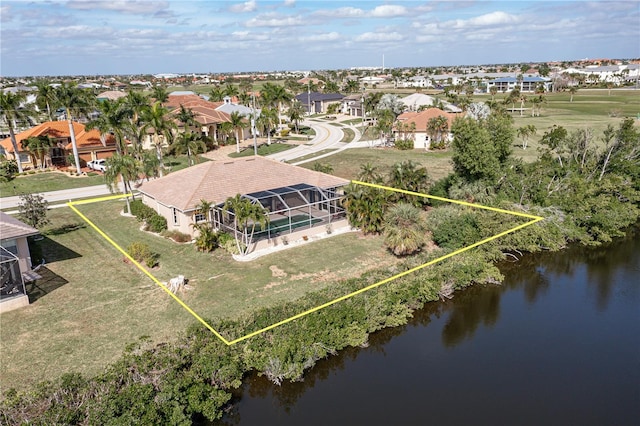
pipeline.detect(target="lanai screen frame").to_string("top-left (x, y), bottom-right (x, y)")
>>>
top-left (212, 183), bottom-right (346, 244)
top-left (0, 246), bottom-right (26, 301)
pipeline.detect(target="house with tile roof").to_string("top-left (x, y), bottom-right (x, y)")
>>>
top-left (0, 121), bottom-right (117, 170)
top-left (0, 212), bottom-right (40, 312)
top-left (394, 108), bottom-right (460, 150)
top-left (138, 156), bottom-right (349, 253)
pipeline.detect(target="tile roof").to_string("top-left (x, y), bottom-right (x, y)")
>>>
top-left (163, 95), bottom-right (231, 125)
top-left (0, 121), bottom-right (116, 153)
top-left (396, 108), bottom-right (458, 131)
top-left (0, 212), bottom-right (39, 241)
top-left (138, 156), bottom-right (350, 211)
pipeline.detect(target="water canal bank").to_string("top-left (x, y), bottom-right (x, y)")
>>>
top-left (223, 227), bottom-right (640, 425)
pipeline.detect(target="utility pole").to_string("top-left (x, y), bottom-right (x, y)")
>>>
top-left (252, 92), bottom-right (258, 156)
top-left (307, 80), bottom-right (311, 116)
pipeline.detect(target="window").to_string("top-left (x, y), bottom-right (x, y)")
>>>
top-left (1, 240), bottom-right (18, 256)
top-left (172, 208), bottom-right (179, 226)
top-left (18, 153), bottom-right (30, 163)
top-left (194, 212), bottom-right (206, 223)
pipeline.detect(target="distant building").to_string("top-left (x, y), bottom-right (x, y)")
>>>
top-left (486, 76), bottom-right (552, 93)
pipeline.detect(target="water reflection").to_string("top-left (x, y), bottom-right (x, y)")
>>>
top-left (220, 225), bottom-right (639, 425)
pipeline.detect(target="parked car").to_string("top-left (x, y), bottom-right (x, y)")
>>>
top-left (87, 159), bottom-right (107, 172)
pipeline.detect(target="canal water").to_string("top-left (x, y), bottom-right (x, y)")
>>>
top-left (222, 228), bottom-right (640, 425)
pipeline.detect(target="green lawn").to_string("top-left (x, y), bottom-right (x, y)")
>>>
top-left (0, 200), bottom-right (397, 390)
top-left (0, 171), bottom-right (106, 197)
top-left (228, 143), bottom-right (296, 158)
top-left (302, 148), bottom-right (454, 182)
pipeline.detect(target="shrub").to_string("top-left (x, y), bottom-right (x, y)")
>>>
top-left (126, 241), bottom-right (159, 268)
top-left (130, 200), bottom-right (156, 221)
top-left (222, 238), bottom-right (244, 255)
top-left (146, 214), bottom-right (167, 233)
top-left (194, 227), bottom-right (218, 252)
top-left (161, 230), bottom-right (192, 243)
top-left (394, 138), bottom-right (414, 150)
top-left (217, 232), bottom-right (234, 246)
top-left (0, 160), bottom-right (19, 181)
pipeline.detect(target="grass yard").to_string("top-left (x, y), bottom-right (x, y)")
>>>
top-left (228, 143), bottom-right (296, 158)
top-left (302, 148), bottom-right (454, 182)
top-left (0, 200), bottom-right (398, 390)
top-left (0, 171), bottom-right (105, 197)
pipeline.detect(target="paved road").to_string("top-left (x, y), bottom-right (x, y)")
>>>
top-left (268, 115), bottom-right (382, 165)
top-left (0, 184), bottom-right (112, 209)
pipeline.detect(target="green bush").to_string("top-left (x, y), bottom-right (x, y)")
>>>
top-left (217, 232), bottom-right (234, 246)
top-left (194, 227), bottom-right (218, 252)
top-left (0, 160), bottom-right (19, 182)
top-left (394, 138), bottom-right (414, 150)
top-left (129, 200), bottom-right (156, 222)
top-left (126, 241), bottom-right (158, 266)
top-left (146, 214), bottom-right (167, 233)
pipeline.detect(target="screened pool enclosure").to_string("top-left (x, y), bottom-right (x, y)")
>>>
top-left (212, 183), bottom-right (346, 243)
top-left (0, 246), bottom-right (26, 301)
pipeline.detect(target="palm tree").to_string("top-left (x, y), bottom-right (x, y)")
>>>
top-left (223, 194), bottom-right (269, 255)
top-left (85, 98), bottom-right (128, 153)
top-left (54, 82), bottom-right (93, 174)
top-left (426, 115), bottom-right (449, 149)
top-left (191, 199), bottom-right (217, 252)
top-left (287, 100), bottom-right (305, 133)
top-left (169, 131), bottom-right (207, 166)
top-left (489, 86), bottom-right (498, 101)
top-left (208, 85), bottom-right (225, 102)
top-left (0, 91), bottom-right (35, 173)
top-left (229, 111), bottom-right (247, 153)
top-left (224, 83), bottom-right (239, 100)
top-left (174, 105), bottom-right (196, 131)
top-left (35, 80), bottom-right (57, 121)
top-left (357, 162), bottom-right (383, 184)
top-left (387, 160), bottom-right (430, 206)
top-left (141, 101), bottom-right (175, 177)
top-left (257, 107), bottom-right (278, 145)
top-left (105, 153), bottom-right (140, 214)
top-left (344, 79), bottom-right (360, 93)
top-left (342, 183), bottom-right (388, 234)
top-left (383, 203), bottom-right (428, 256)
top-left (123, 90), bottom-right (149, 125)
top-left (261, 82), bottom-right (291, 128)
top-left (22, 135), bottom-right (55, 169)
top-left (151, 86), bottom-right (169, 103)
top-left (517, 124), bottom-right (537, 149)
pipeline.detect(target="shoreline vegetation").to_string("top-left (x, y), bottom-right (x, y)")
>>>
top-left (2, 107), bottom-right (639, 422)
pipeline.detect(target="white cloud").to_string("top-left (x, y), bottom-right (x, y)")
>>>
top-left (355, 32), bottom-right (404, 42)
top-left (300, 32), bottom-right (340, 42)
top-left (370, 5), bottom-right (409, 18)
top-left (468, 11), bottom-right (520, 26)
top-left (283, 0), bottom-right (296, 7)
top-left (1, 5), bottom-right (11, 23)
top-left (245, 13), bottom-right (304, 27)
top-left (313, 7), bottom-right (365, 18)
top-left (230, 1), bottom-right (257, 13)
top-left (66, 0), bottom-right (170, 14)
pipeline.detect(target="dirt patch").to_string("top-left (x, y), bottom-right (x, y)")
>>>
top-left (269, 265), bottom-right (288, 278)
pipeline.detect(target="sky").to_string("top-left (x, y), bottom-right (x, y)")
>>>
top-left (1, 0), bottom-right (639, 77)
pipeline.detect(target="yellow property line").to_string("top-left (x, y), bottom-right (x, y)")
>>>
top-left (68, 184), bottom-right (544, 346)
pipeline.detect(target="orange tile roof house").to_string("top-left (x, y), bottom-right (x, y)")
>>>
top-left (395, 108), bottom-right (460, 150)
top-left (0, 212), bottom-right (40, 313)
top-left (162, 94), bottom-right (233, 147)
top-left (138, 157), bottom-right (349, 254)
top-left (0, 121), bottom-right (117, 169)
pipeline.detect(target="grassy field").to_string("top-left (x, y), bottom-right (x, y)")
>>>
top-left (0, 200), bottom-right (397, 390)
top-left (0, 171), bottom-right (105, 197)
top-left (228, 142), bottom-right (295, 158)
top-left (302, 148), bottom-right (454, 182)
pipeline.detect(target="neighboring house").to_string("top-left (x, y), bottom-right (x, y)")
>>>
top-left (560, 64), bottom-right (640, 85)
top-left (399, 93), bottom-right (437, 111)
top-left (486, 76), bottom-right (552, 93)
top-left (138, 156), bottom-right (349, 253)
top-left (162, 94), bottom-right (232, 147)
top-left (394, 108), bottom-right (458, 150)
top-left (359, 76), bottom-right (385, 86)
top-left (0, 212), bottom-right (39, 313)
top-left (341, 94), bottom-right (363, 116)
top-left (0, 121), bottom-right (117, 169)
top-left (294, 92), bottom-right (345, 114)
top-left (97, 90), bottom-right (127, 102)
top-left (401, 76), bottom-right (432, 89)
